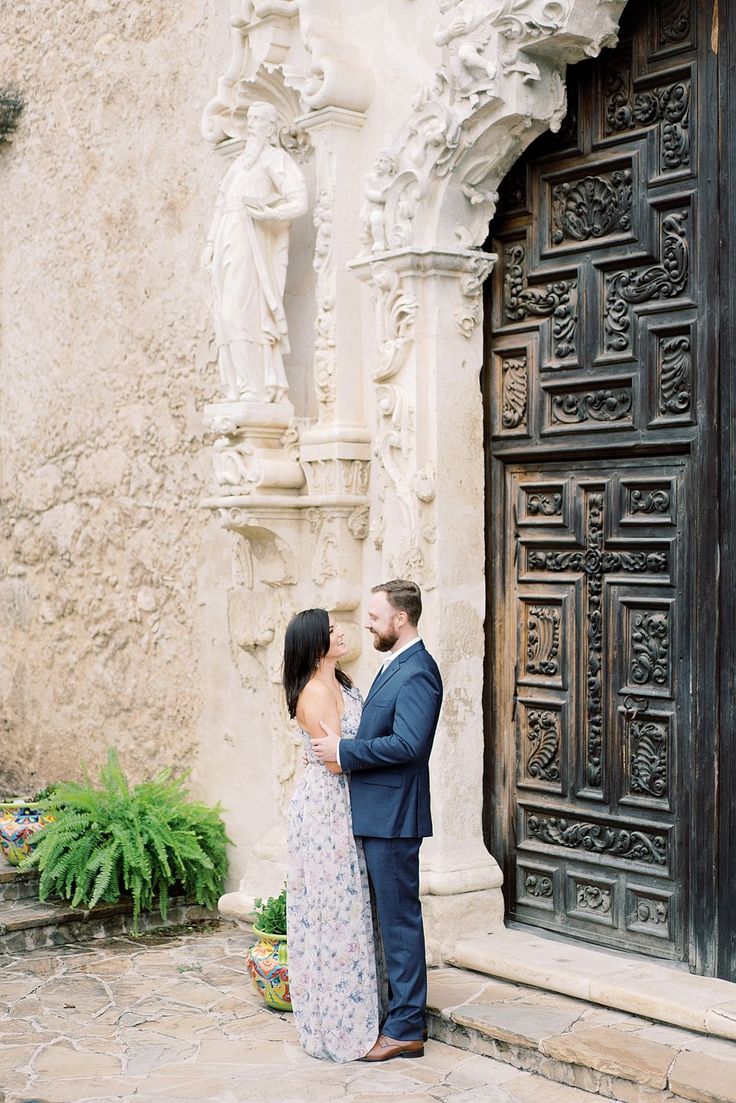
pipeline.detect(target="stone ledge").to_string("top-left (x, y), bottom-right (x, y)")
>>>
top-left (0, 895), bottom-right (215, 954)
top-left (428, 966), bottom-right (736, 1103)
top-left (0, 866), bottom-right (39, 903)
top-left (448, 930), bottom-right (736, 1042)
top-left (0, 896), bottom-right (134, 933)
top-left (0, 866), bottom-right (37, 883)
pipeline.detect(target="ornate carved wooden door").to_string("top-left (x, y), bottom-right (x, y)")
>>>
top-left (484, 0), bottom-right (711, 961)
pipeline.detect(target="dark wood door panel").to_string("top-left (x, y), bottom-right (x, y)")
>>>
top-left (483, 0), bottom-right (709, 963)
top-left (498, 458), bottom-right (687, 958)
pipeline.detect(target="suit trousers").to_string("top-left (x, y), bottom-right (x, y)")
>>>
top-left (360, 835), bottom-right (426, 1040)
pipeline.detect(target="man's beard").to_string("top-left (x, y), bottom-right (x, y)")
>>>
top-left (242, 135), bottom-right (266, 166)
top-left (372, 626), bottom-right (399, 653)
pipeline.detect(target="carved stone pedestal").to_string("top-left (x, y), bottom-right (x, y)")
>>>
top-left (204, 401), bottom-right (304, 499)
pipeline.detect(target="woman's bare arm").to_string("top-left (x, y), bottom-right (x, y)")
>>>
top-left (296, 681), bottom-right (343, 775)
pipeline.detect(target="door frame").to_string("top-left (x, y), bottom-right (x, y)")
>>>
top-left (716, 0), bottom-right (736, 983)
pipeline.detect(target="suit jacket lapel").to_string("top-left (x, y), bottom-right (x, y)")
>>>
top-left (362, 641), bottom-right (426, 710)
top-left (363, 659), bottom-right (400, 709)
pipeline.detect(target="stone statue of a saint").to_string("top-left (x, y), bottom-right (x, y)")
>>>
top-left (203, 102), bottom-right (308, 404)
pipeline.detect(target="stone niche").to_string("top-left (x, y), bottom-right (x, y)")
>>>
top-left (198, 0), bottom-right (628, 960)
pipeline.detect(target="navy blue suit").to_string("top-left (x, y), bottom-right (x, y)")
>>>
top-left (338, 640), bottom-right (443, 1040)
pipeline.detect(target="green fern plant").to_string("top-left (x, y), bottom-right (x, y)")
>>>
top-left (23, 749), bottom-right (230, 933)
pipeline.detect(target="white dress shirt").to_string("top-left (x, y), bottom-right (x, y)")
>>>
top-left (335, 637), bottom-right (422, 767)
top-left (378, 635), bottom-right (422, 672)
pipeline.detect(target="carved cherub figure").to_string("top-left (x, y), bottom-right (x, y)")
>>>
top-left (434, 0), bottom-right (498, 96)
top-left (359, 147), bottom-right (398, 253)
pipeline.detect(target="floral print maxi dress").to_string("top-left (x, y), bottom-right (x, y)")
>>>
top-left (286, 685), bottom-right (382, 1062)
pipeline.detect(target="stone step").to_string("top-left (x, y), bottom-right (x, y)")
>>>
top-left (0, 864), bottom-right (40, 903)
top-left (0, 894), bottom-right (215, 954)
top-left (428, 967), bottom-right (736, 1103)
top-left (448, 931), bottom-right (736, 1044)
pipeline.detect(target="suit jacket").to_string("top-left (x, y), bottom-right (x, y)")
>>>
top-left (338, 641), bottom-right (443, 839)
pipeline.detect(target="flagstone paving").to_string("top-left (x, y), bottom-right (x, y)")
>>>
top-left (0, 920), bottom-right (628, 1103)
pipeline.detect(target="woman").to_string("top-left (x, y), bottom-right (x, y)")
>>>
top-left (284, 608), bottom-right (382, 1062)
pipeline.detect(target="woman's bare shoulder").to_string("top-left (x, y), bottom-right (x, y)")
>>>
top-left (298, 679), bottom-right (333, 705)
top-left (300, 679), bottom-right (333, 697)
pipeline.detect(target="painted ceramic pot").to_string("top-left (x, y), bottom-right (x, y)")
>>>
top-left (246, 927), bottom-right (292, 1011)
top-left (0, 801), bottom-right (53, 865)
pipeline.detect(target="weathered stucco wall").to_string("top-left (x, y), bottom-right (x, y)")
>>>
top-left (0, 1), bottom-right (231, 795)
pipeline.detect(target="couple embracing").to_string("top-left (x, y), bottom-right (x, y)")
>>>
top-left (283, 579), bottom-right (443, 1063)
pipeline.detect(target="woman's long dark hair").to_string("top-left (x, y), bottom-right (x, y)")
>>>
top-left (283, 608), bottom-right (353, 719)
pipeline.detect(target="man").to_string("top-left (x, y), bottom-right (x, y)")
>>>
top-left (311, 579), bottom-right (443, 1061)
top-left (202, 101), bottom-right (307, 404)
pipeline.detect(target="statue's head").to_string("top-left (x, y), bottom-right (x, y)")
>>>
top-left (246, 102), bottom-right (279, 146)
top-left (375, 148), bottom-right (397, 177)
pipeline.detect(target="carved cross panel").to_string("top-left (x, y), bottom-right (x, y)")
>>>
top-left (485, 0), bottom-right (702, 962)
top-left (506, 461), bottom-right (685, 958)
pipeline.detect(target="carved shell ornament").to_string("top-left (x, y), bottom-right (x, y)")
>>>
top-left (551, 171), bottom-right (632, 244)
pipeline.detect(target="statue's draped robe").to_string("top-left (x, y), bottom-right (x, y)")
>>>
top-left (211, 146), bottom-right (307, 400)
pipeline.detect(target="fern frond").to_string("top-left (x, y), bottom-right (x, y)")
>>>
top-left (88, 842), bottom-right (120, 908)
top-left (29, 747), bottom-right (228, 929)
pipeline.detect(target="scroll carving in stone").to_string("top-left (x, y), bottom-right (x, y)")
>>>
top-left (313, 144), bottom-right (337, 413)
top-left (203, 102), bottom-right (308, 403)
top-left (493, 0), bottom-right (571, 83)
top-left (454, 253), bottom-right (495, 336)
top-left (350, 0), bottom-right (629, 258)
top-left (301, 32), bottom-right (374, 113)
top-left (372, 264), bottom-right (418, 384)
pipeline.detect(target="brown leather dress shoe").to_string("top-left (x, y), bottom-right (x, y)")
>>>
top-left (360, 1033), bottom-right (425, 1061)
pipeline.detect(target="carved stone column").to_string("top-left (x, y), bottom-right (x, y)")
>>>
top-left (351, 247), bottom-right (505, 959)
top-left (296, 106), bottom-right (373, 598)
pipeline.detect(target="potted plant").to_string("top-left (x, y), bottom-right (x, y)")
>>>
top-left (0, 787), bottom-right (56, 865)
top-left (21, 749), bottom-right (230, 931)
top-left (246, 887), bottom-right (291, 1011)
